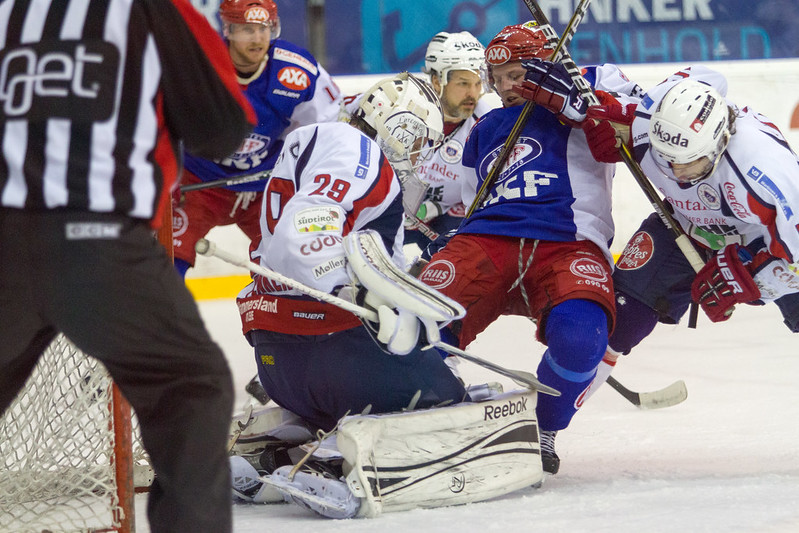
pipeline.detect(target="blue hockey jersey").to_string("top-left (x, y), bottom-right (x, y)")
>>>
top-left (460, 64), bottom-right (639, 263)
top-left (183, 39), bottom-right (341, 191)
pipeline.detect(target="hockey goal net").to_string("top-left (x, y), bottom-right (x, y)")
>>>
top-left (0, 334), bottom-right (153, 533)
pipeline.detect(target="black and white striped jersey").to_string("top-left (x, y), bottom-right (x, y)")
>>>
top-left (0, 0), bottom-right (254, 222)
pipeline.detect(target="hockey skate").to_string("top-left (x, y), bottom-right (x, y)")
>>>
top-left (539, 430), bottom-right (559, 475)
top-left (230, 455), bottom-right (286, 504)
top-left (263, 463), bottom-right (360, 519)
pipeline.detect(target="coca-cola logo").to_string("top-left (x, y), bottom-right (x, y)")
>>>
top-left (722, 182), bottom-right (749, 219)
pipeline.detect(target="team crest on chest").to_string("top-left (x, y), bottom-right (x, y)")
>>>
top-left (479, 137), bottom-right (542, 182)
top-left (440, 139), bottom-right (463, 164)
top-left (696, 183), bottom-right (721, 210)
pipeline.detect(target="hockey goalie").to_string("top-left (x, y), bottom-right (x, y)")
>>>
top-left (223, 71), bottom-right (549, 518)
top-left (228, 229), bottom-right (547, 518)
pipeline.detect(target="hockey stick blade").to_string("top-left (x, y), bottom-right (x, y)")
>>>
top-left (606, 375), bottom-right (687, 410)
top-left (432, 342), bottom-right (560, 397)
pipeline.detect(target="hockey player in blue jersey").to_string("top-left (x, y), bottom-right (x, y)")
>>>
top-left (172, 0), bottom-right (342, 277)
top-left (419, 21), bottom-right (641, 475)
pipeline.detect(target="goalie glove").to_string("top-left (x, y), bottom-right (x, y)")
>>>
top-left (581, 90), bottom-right (637, 163)
top-left (354, 288), bottom-right (426, 355)
top-left (343, 230), bottom-right (465, 355)
top-left (691, 244), bottom-right (761, 323)
top-left (512, 58), bottom-right (588, 127)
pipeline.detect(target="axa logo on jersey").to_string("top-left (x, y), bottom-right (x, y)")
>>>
top-left (0, 42), bottom-right (118, 120)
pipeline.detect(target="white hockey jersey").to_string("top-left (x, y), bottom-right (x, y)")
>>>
top-left (237, 121), bottom-right (407, 334)
top-left (416, 98), bottom-right (497, 216)
top-left (631, 65), bottom-right (799, 300)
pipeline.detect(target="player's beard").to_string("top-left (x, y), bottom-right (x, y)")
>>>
top-left (443, 98), bottom-right (476, 121)
top-left (230, 42), bottom-right (269, 73)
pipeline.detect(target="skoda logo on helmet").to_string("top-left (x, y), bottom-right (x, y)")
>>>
top-left (486, 45), bottom-right (511, 65)
top-left (651, 121), bottom-right (689, 149)
top-left (245, 7), bottom-right (269, 24)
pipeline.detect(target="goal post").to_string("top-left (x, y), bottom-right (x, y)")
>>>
top-left (0, 335), bottom-right (151, 533)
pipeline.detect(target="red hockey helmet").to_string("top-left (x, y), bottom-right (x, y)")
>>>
top-left (484, 21), bottom-right (555, 92)
top-left (219, 0), bottom-right (281, 38)
top-left (485, 21), bottom-right (554, 66)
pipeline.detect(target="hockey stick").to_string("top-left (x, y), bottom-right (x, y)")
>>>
top-left (181, 170), bottom-right (272, 192)
top-left (606, 375), bottom-right (688, 410)
top-left (464, 0), bottom-right (592, 218)
top-left (521, 0), bottom-right (709, 310)
top-left (406, 214), bottom-right (440, 241)
top-left (195, 238), bottom-right (559, 396)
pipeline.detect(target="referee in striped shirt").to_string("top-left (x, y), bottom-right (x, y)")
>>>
top-left (0, 1), bottom-right (255, 532)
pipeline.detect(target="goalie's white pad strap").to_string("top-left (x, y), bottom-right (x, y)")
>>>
top-left (337, 390), bottom-right (543, 517)
top-left (229, 405), bottom-right (316, 454)
top-left (343, 229), bottom-right (465, 323)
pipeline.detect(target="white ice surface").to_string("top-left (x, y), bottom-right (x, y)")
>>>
top-left (135, 299), bottom-right (799, 533)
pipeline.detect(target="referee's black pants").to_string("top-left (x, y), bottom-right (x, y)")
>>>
top-left (0, 208), bottom-right (234, 533)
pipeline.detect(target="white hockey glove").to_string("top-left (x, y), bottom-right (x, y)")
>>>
top-left (342, 230), bottom-right (465, 356)
top-left (359, 295), bottom-right (426, 355)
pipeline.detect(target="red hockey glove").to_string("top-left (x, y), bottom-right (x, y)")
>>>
top-left (581, 91), bottom-right (637, 163)
top-left (691, 244), bottom-right (761, 323)
top-left (512, 58), bottom-right (587, 126)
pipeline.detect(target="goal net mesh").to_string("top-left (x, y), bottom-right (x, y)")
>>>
top-left (0, 334), bottom-right (151, 532)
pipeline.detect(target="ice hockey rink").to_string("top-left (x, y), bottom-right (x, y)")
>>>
top-left (133, 296), bottom-right (799, 532)
top-left (130, 64), bottom-right (799, 531)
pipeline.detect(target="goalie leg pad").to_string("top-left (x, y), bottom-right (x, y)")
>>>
top-left (336, 390), bottom-right (543, 518)
top-left (229, 404), bottom-right (316, 455)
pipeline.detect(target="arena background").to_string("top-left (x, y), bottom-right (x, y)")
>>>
top-left (184, 1), bottom-right (799, 300)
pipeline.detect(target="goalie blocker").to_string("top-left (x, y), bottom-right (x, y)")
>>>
top-left (263, 389), bottom-right (544, 518)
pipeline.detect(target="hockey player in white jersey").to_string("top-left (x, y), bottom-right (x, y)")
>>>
top-left (229, 72), bottom-right (547, 519)
top-left (522, 64), bottom-right (799, 393)
top-left (235, 71), bottom-right (464, 431)
top-left (404, 31), bottom-right (497, 248)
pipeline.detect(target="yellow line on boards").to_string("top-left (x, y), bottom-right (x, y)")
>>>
top-left (186, 275), bottom-right (251, 301)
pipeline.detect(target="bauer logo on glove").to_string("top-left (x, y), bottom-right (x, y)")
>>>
top-left (691, 244), bottom-right (761, 322)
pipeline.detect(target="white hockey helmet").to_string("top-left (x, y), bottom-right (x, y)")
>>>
top-left (353, 72), bottom-right (444, 167)
top-left (648, 79), bottom-right (732, 184)
top-left (423, 31), bottom-right (485, 88)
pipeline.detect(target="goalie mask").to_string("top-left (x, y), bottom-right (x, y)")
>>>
top-left (423, 31), bottom-right (485, 92)
top-left (219, 0), bottom-right (281, 41)
top-left (648, 80), bottom-right (732, 185)
top-left (484, 21), bottom-right (555, 92)
top-left (353, 72), bottom-right (444, 168)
